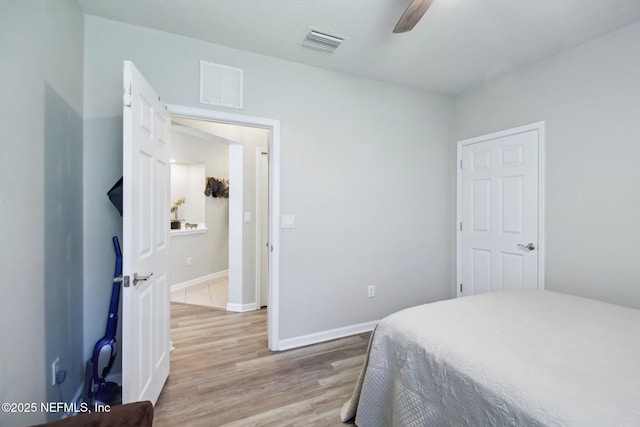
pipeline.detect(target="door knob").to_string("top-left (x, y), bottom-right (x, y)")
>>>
top-left (517, 243), bottom-right (536, 251)
top-left (133, 272), bottom-right (153, 286)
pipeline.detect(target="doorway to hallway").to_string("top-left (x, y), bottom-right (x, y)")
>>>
top-left (167, 104), bottom-right (281, 351)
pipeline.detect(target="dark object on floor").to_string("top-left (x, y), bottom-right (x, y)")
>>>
top-left (30, 400), bottom-right (153, 427)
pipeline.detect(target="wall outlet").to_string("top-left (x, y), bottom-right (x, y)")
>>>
top-left (367, 285), bottom-right (375, 298)
top-left (187, 256), bottom-right (192, 266)
top-left (51, 357), bottom-right (60, 386)
top-left (56, 370), bottom-right (66, 385)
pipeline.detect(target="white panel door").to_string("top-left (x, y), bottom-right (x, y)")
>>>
top-left (458, 124), bottom-right (543, 296)
top-left (122, 61), bottom-right (170, 404)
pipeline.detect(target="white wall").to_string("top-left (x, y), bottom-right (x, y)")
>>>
top-left (170, 163), bottom-right (205, 225)
top-left (0, 1), bottom-right (84, 425)
top-left (82, 15), bottom-right (453, 344)
top-left (454, 21), bottom-right (640, 308)
top-left (170, 129), bottom-right (230, 285)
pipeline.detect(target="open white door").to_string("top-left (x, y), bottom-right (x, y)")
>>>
top-left (122, 61), bottom-right (171, 404)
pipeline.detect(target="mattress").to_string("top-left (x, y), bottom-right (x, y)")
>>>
top-left (341, 290), bottom-right (640, 426)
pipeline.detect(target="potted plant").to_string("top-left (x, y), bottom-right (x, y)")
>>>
top-left (170, 197), bottom-right (186, 229)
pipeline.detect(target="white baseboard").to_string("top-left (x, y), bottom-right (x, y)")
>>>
top-left (277, 320), bottom-right (378, 351)
top-left (226, 302), bottom-right (258, 312)
top-left (70, 382), bottom-right (84, 407)
top-left (105, 373), bottom-right (122, 386)
top-left (171, 270), bottom-right (228, 292)
top-left (56, 384), bottom-right (85, 419)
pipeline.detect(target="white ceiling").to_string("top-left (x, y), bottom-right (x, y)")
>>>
top-left (79, 0), bottom-right (640, 94)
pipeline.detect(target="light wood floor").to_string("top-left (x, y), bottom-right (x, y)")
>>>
top-left (153, 303), bottom-right (369, 427)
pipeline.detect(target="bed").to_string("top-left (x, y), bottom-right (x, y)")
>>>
top-left (341, 289), bottom-right (640, 426)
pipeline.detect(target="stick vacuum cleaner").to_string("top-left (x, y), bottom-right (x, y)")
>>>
top-left (83, 236), bottom-right (122, 405)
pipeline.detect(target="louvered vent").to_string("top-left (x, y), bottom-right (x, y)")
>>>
top-left (302, 29), bottom-right (344, 53)
top-left (200, 61), bottom-right (243, 109)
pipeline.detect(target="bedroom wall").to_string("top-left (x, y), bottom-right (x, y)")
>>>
top-left (0, 1), bottom-right (84, 425)
top-left (453, 21), bottom-right (640, 308)
top-left (82, 15), bottom-right (453, 345)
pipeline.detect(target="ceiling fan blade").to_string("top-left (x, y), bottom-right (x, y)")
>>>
top-left (393, 0), bottom-right (434, 33)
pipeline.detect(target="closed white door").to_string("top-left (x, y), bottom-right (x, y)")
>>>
top-left (122, 61), bottom-right (171, 404)
top-left (457, 123), bottom-right (544, 296)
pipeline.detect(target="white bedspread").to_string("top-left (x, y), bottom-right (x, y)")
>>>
top-left (342, 290), bottom-right (640, 426)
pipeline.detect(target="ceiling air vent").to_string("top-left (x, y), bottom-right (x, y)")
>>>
top-left (302, 29), bottom-right (344, 53)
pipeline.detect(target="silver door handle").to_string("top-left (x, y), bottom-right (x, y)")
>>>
top-left (133, 272), bottom-right (153, 286)
top-left (517, 243), bottom-right (536, 251)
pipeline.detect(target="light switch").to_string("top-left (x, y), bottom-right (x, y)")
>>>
top-left (281, 214), bottom-right (295, 228)
top-left (244, 212), bottom-right (252, 223)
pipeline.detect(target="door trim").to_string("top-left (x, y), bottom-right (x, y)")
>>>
top-left (166, 104), bottom-right (281, 351)
top-left (456, 121), bottom-right (545, 297)
top-left (255, 147), bottom-right (268, 309)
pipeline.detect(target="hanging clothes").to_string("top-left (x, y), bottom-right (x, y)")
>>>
top-left (204, 177), bottom-right (229, 198)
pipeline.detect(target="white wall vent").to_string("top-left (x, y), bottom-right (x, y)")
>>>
top-left (200, 60), bottom-right (243, 109)
top-left (302, 29), bottom-right (344, 53)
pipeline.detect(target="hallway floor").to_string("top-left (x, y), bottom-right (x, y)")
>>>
top-left (170, 275), bottom-right (228, 310)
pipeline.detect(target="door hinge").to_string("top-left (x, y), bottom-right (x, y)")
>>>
top-left (123, 83), bottom-right (132, 108)
top-left (459, 283), bottom-right (463, 293)
top-left (459, 222), bottom-right (462, 231)
top-left (460, 159), bottom-right (463, 169)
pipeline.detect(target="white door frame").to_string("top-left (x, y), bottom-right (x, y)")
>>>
top-left (255, 147), bottom-right (269, 308)
top-left (456, 121), bottom-right (546, 297)
top-left (166, 104), bottom-right (281, 351)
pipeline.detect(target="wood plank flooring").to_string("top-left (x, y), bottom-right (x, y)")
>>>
top-left (153, 303), bottom-right (369, 427)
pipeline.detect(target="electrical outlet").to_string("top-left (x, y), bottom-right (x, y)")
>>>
top-left (51, 357), bottom-right (60, 386)
top-left (56, 370), bottom-right (66, 385)
top-left (187, 256), bottom-right (192, 266)
top-left (368, 285), bottom-right (375, 298)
